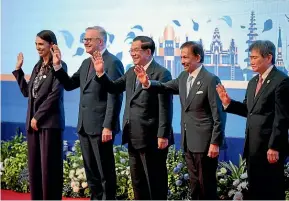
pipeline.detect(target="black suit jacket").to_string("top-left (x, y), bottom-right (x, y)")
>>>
top-left (54, 50), bottom-right (124, 135)
top-left (95, 60), bottom-right (174, 149)
top-left (150, 67), bottom-right (226, 153)
top-left (226, 66), bottom-right (289, 157)
top-left (12, 61), bottom-right (66, 131)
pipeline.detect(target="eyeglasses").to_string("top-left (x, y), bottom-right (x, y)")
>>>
top-left (128, 48), bottom-right (144, 54)
top-left (82, 37), bottom-right (101, 43)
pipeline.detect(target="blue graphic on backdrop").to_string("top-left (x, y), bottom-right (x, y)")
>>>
top-left (172, 20), bottom-right (181, 27)
top-left (262, 19), bottom-right (273, 32)
top-left (59, 12), bottom-right (288, 80)
top-left (107, 33), bottom-right (115, 44)
top-left (192, 19), bottom-right (199, 31)
top-left (116, 52), bottom-right (123, 61)
top-left (219, 16), bottom-right (232, 27)
top-left (59, 30), bottom-right (74, 48)
top-left (125, 32), bottom-right (136, 42)
top-left (79, 32), bottom-right (85, 43)
top-left (131, 25), bottom-right (143, 32)
top-left (73, 47), bottom-right (84, 57)
top-left (285, 14), bottom-right (289, 22)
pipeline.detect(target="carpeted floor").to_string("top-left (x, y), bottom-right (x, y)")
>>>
top-left (1, 189), bottom-right (89, 200)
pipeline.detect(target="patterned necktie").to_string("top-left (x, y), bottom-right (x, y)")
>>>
top-left (255, 75), bottom-right (263, 96)
top-left (187, 76), bottom-right (194, 97)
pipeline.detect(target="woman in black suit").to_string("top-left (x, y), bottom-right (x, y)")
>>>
top-left (12, 30), bottom-right (67, 200)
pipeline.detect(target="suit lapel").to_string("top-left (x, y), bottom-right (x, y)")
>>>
top-left (181, 73), bottom-right (189, 106)
top-left (85, 65), bottom-right (96, 85)
top-left (247, 79), bottom-right (257, 113)
top-left (185, 67), bottom-right (205, 110)
top-left (249, 67), bottom-right (277, 112)
top-left (83, 58), bottom-right (92, 91)
top-left (28, 63), bottom-right (42, 96)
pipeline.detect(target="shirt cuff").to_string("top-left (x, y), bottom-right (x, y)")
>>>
top-left (53, 64), bottom-right (62, 71)
top-left (223, 103), bottom-right (229, 109)
top-left (142, 80), bottom-right (151, 89)
top-left (96, 72), bottom-right (105, 77)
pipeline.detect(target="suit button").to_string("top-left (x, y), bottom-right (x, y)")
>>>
top-left (249, 113), bottom-right (252, 116)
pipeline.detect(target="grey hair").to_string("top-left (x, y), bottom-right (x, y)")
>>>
top-left (85, 26), bottom-right (107, 44)
top-left (249, 40), bottom-right (276, 65)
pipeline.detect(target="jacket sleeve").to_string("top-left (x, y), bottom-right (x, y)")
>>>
top-left (156, 70), bottom-right (174, 138)
top-left (150, 76), bottom-right (180, 95)
top-left (208, 76), bottom-right (227, 145)
top-left (225, 89), bottom-right (249, 118)
top-left (102, 60), bottom-right (125, 130)
top-left (53, 61), bottom-right (81, 91)
top-left (269, 78), bottom-right (289, 151)
top-left (12, 67), bottom-right (36, 97)
top-left (94, 71), bottom-right (127, 94)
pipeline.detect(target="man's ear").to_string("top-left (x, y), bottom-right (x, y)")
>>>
top-left (196, 54), bottom-right (201, 63)
top-left (146, 49), bottom-right (152, 56)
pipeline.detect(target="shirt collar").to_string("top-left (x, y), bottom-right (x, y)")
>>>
top-left (100, 48), bottom-right (106, 55)
top-left (260, 65), bottom-right (273, 81)
top-left (189, 65), bottom-right (203, 78)
top-left (143, 58), bottom-right (153, 71)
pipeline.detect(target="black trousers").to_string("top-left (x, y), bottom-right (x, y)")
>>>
top-left (128, 142), bottom-right (168, 200)
top-left (78, 132), bottom-right (116, 200)
top-left (184, 149), bottom-right (218, 200)
top-left (247, 154), bottom-right (285, 200)
top-left (27, 128), bottom-right (63, 200)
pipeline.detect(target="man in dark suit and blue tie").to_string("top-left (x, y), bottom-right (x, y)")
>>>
top-left (134, 41), bottom-right (227, 200)
top-left (92, 36), bottom-right (174, 200)
top-left (216, 40), bottom-right (289, 200)
top-left (52, 26), bottom-right (124, 200)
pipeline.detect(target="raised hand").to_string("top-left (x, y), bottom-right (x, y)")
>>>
top-left (91, 51), bottom-right (104, 75)
top-left (51, 45), bottom-right (61, 66)
top-left (134, 65), bottom-right (149, 87)
top-left (16, 52), bottom-right (24, 70)
top-left (216, 84), bottom-right (231, 106)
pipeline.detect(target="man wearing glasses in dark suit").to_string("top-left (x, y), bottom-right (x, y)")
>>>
top-left (52, 26), bottom-right (124, 200)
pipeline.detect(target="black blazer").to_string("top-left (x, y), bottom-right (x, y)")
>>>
top-left (150, 67), bottom-right (226, 153)
top-left (12, 61), bottom-right (66, 131)
top-left (226, 66), bottom-right (289, 157)
top-left (95, 60), bottom-right (174, 149)
top-left (54, 50), bottom-right (124, 135)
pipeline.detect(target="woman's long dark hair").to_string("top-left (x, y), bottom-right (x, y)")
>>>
top-left (35, 30), bottom-right (58, 74)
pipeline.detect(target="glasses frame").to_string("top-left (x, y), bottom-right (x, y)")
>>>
top-left (82, 37), bottom-right (101, 43)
